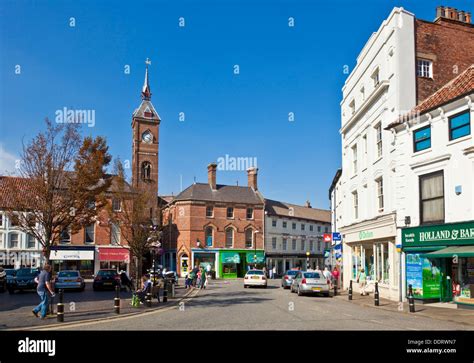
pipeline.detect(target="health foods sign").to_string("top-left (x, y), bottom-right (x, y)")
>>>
top-left (402, 221), bottom-right (474, 247)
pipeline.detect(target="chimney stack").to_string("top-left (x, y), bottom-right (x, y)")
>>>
top-left (305, 200), bottom-right (312, 208)
top-left (208, 162), bottom-right (217, 190)
top-left (435, 6), bottom-right (471, 24)
top-left (247, 167), bottom-right (258, 191)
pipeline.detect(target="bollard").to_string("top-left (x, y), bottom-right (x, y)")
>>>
top-left (408, 284), bottom-right (415, 313)
top-left (57, 289), bottom-right (64, 322)
top-left (348, 280), bottom-right (353, 300)
top-left (114, 285), bottom-right (120, 314)
top-left (163, 279), bottom-right (168, 303)
top-left (333, 282), bottom-right (338, 297)
top-left (146, 292), bottom-right (152, 307)
top-left (374, 282), bottom-right (380, 306)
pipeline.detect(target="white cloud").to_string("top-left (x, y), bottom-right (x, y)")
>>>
top-left (0, 144), bottom-right (19, 175)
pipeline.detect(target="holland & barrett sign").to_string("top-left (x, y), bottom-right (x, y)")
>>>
top-left (402, 221), bottom-right (474, 247)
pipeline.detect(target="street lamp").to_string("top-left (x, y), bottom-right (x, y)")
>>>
top-left (254, 230), bottom-right (260, 267)
top-left (306, 251), bottom-right (310, 271)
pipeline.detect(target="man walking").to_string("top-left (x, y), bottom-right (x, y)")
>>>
top-left (32, 263), bottom-right (55, 320)
top-left (272, 265), bottom-right (276, 279)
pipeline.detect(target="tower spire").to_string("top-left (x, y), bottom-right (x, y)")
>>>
top-left (141, 58), bottom-right (152, 100)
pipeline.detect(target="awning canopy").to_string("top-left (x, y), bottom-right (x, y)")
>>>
top-left (422, 246), bottom-right (474, 258)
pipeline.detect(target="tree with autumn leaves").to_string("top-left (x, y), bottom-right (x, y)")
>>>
top-left (3, 119), bottom-right (112, 263)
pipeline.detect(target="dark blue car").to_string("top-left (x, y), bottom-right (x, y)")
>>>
top-left (8, 268), bottom-right (40, 294)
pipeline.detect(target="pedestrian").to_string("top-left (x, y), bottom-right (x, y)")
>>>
top-left (32, 263), bottom-right (55, 320)
top-left (263, 266), bottom-right (267, 277)
top-left (272, 265), bottom-right (276, 279)
top-left (196, 269), bottom-right (202, 287)
top-left (357, 268), bottom-right (367, 296)
top-left (323, 267), bottom-right (332, 284)
top-left (332, 267), bottom-right (340, 289)
top-left (206, 263), bottom-right (212, 280)
top-left (269, 266), bottom-right (273, 280)
top-left (200, 267), bottom-right (207, 289)
top-left (135, 276), bottom-right (151, 303)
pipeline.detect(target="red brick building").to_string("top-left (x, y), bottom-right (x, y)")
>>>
top-left (415, 6), bottom-right (474, 103)
top-left (161, 163), bottom-right (265, 278)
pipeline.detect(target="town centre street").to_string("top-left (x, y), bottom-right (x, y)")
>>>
top-left (50, 279), bottom-right (472, 331)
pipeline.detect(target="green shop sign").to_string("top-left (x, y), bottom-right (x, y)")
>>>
top-left (220, 252), bottom-right (240, 264)
top-left (402, 221), bottom-right (474, 247)
top-left (245, 252), bottom-right (265, 264)
top-left (359, 231), bottom-right (374, 240)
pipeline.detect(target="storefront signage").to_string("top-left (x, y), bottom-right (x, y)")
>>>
top-left (50, 250), bottom-right (94, 261)
top-left (221, 252), bottom-right (240, 264)
top-left (359, 231), bottom-right (374, 240)
top-left (99, 248), bottom-right (130, 262)
top-left (323, 234), bottom-right (331, 243)
top-left (402, 221), bottom-right (474, 247)
top-left (245, 252), bottom-right (265, 264)
top-left (405, 253), bottom-right (441, 299)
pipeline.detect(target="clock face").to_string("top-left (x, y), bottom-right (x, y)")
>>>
top-left (142, 131), bottom-right (153, 144)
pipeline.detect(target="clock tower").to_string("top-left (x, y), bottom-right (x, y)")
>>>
top-left (131, 59), bottom-right (161, 212)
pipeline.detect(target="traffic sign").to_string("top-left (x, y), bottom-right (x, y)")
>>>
top-left (323, 233), bottom-right (332, 243)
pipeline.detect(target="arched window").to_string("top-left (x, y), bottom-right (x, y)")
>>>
top-left (205, 226), bottom-right (213, 247)
top-left (225, 227), bottom-right (233, 248)
top-left (141, 162), bottom-right (151, 181)
top-left (245, 229), bottom-right (253, 248)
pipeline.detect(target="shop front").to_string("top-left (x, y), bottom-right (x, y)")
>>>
top-left (402, 221), bottom-right (474, 308)
top-left (341, 214), bottom-right (399, 300)
top-left (219, 250), bottom-right (265, 279)
top-left (192, 250), bottom-right (217, 278)
top-left (265, 254), bottom-right (323, 277)
top-left (97, 247), bottom-right (130, 273)
top-left (50, 246), bottom-right (95, 278)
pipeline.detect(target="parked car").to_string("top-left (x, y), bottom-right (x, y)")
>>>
top-left (0, 268), bottom-right (6, 292)
top-left (281, 270), bottom-right (299, 289)
top-left (8, 268), bottom-right (40, 294)
top-left (54, 270), bottom-right (85, 292)
top-left (244, 270), bottom-right (267, 288)
top-left (92, 269), bottom-right (121, 291)
top-left (5, 269), bottom-right (16, 291)
top-left (290, 271), bottom-right (331, 297)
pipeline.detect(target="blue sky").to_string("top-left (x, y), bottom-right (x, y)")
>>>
top-left (0, 0), bottom-right (471, 209)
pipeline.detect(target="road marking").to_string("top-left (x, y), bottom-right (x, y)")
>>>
top-left (343, 313), bottom-right (353, 317)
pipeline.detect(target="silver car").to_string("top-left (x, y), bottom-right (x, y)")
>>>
top-left (290, 271), bottom-right (330, 297)
top-left (54, 270), bottom-right (85, 292)
top-left (281, 270), bottom-right (299, 289)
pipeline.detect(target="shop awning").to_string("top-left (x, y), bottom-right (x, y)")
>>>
top-left (221, 252), bottom-right (240, 264)
top-left (422, 246), bottom-right (474, 258)
top-left (246, 251), bottom-right (265, 263)
top-left (99, 248), bottom-right (130, 262)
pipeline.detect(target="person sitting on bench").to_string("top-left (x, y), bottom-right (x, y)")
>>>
top-left (135, 276), bottom-right (152, 303)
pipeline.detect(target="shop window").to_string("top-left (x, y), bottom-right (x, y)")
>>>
top-left (205, 227), bottom-right (213, 247)
top-left (85, 224), bottom-right (95, 244)
top-left (206, 206), bottom-right (214, 218)
top-left (449, 110), bottom-right (470, 141)
top-left (245, 229), bottom-right (253, 248)
top-left (413, 125), bottom-right (431, 152)
top-left (27, 234), bottom-right (36, 249)
top-left (246, 208), bottom-right (254, 219)
top-left (111, 223), bottom-right (120, 245)
top-left (420, 171), bottom-right (444, 225)
top-left (225, 228), bottom-right (233, 247)
top-left (226, 207), bottom-right (234, 219)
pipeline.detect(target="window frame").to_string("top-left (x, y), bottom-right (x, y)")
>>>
top-left (419, 170), bottom-right (445, 225)
top-left (84, 224), bottom-right (95, 244)
top-left (271, 237), bottom-right (277, 250)
top-left (292, 239), bottom-right (297, 251)
top-left (352, 144), bottom-right (358, 175)
top-left (416, 59), bottom-right (433, 78)
top-left (27, 234), bottom-right (36, 249)
top-left (112, 198), bottom-right (122, 212)
top-left (111, 222), bottom-right (121, 246)
top-left (205, 226), bottom-right (213, 247)
top-left (225, 227), bottom-right (234, 248)
top-left (206, 206), bottom-right (214, 218)
top-left (376, 177), bottom-right (384, 212)
top-left (9, 233), bottom-right (19, 249)
top-left (448, 110), bottom-right (471, 141)
top-left (282, 238), bottom-right (287, 251)
top-left (226, 207), bottom-right (234, 219)
top-left (245, 228), bottom-right (253, 248)
top-left (375, 123), bottom-right (382, 158)
top-left (413, 125), bottom-right (431, 152)
top-left (353, 191), bottom-right (359, 219)
top-left (246, 208), bottom-right (254, 220)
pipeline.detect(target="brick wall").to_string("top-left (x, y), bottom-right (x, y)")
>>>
top-left (415, 18), bottom-right (474, 103)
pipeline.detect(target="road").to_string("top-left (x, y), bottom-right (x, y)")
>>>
top-left (51, 278), bottom-right (471, 330)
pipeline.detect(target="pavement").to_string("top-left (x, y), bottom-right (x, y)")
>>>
top-left (333, 289), bottom-right (474, 328)
top-left (47, 278), bottom-right (474, 330)
top-left (0, 279), bottom-right (193, 330)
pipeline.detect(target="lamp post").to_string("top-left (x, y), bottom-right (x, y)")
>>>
top-left (254, 230), bottom-right (260, 268)
top-left (306, 251), bottom-right (310, 271)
